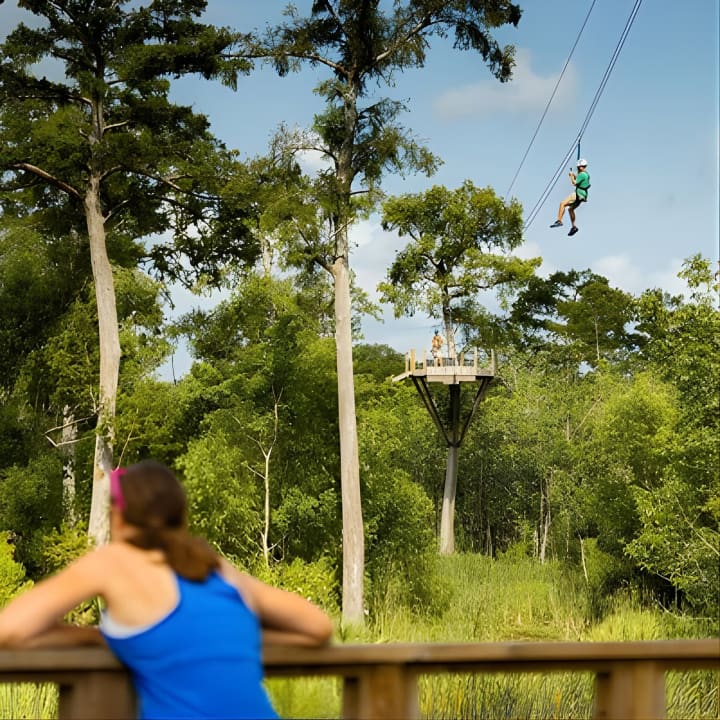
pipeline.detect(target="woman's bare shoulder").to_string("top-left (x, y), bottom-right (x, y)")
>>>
top-left (69, 542), bottom-right (135, 578)
top-left (217, 557), bottom-right (259, 612)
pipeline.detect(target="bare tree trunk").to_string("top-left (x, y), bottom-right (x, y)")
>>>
top-left (61, 405), bottom-right (77, 527)
top-left (594, 317), bottom-right (600, 363)
top-left (261, 446), bottom-right (271, 567)
top-left (579, 535), bottom-right (589, 583)
top-left (85, 176), bottom-right (121, 548)
top-left (259, 391), bottom-right (281, 567)
top-left (539, 474), bottom-right (551, 563)
top-left (439, 443), bottom-right (459, 554)
top-left (440, 385), bottom-right (461, 554)
top-left (332, 256), bottom-right (364, 625)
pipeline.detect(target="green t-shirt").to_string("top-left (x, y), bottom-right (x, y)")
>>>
top-left (575, 170), bottom-right (590, 200)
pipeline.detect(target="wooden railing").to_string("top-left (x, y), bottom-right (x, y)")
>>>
top-left (1, 640), bottom-right (718, 719)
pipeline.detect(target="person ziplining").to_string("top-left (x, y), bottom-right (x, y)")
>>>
top-left (520, 0), bottom-right (643, 235)
top-left (549, 158), bottom-right (590, 236)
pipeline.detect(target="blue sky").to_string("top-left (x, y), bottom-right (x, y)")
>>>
top-left (2, 1), bottom-right (719, 376)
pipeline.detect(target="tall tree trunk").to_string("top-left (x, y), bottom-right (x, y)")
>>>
top-left (85, 175), bottom-right (121, 547)
top-left (261, 444), bottom-right (271, 567)
top-left (439, 443), bottom-right (459, 554)
top-left (439, 384), bottom-right (461, 554)
top-left (259, 391), bottom-right (281, 567)
top-left (326, 81), bottom-right (365, 626)
top-left (332, 255), bottom-right (364, 625)
top-left (61, 405), bottom-right (77, 527)
top-left (539, 473), bottom-right (551, 563)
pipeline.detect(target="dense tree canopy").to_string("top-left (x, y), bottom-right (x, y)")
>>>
top-left (0, 3), bottom-right (716, 631)
top-left (0, 0), bottom-right (251, 544)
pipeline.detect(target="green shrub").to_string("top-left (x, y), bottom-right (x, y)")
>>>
top-left (0, 532), bottom-right (31, 607)
top-left (253, 556), bottom-right (339, 612)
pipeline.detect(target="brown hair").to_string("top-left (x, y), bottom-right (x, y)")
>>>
top-left (115, 460), bottom-right (219, 582)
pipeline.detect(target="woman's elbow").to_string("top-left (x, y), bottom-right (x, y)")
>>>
top-left (309, 613), bottom-right (334, 646)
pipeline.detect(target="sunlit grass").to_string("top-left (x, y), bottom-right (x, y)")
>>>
top-left (265, 676), bottom-right (341, 719)
top-left (0, 683), bottom-right (57, 720)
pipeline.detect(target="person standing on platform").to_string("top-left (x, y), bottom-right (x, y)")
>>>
top-left (431, 329), bottom-right (445, 366)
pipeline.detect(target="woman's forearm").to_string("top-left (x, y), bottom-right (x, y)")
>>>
top-left (262, 628), bottom-right (331, 648)
top-left (20, 624), bottom-right (105, 649)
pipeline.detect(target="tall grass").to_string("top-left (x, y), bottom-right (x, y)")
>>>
top-left (272, 554), bottom-right (716, 720)
top-left (411, 557), bottom-right (719, 720)
top-left (0, 683), bottom-right (57, 719)
top-left (265, 677), bottom-right (342, 719)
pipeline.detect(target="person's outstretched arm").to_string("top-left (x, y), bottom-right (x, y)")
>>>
top-left (219, 559), bottom-right (333, 647)
top-left (19, 623), bottom-right (105, 648)
top-left (0, 549), bottom-right (107, 648)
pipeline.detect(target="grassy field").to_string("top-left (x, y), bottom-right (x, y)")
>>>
top-left (2, 554), bottom-right (717, 719)
top-left (268, 554), bottom-right (719, 719)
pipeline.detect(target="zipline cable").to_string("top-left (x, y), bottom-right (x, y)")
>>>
top-left (523, 0), bottom-right (644, 231)
top-left (505, 0), bottom-right (598, 199)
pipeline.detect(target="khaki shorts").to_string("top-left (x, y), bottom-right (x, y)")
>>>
top-left (563, 192), bottom-right (586, 209)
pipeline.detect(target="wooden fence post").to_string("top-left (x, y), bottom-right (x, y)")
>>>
top-left (593, 661), bottom-right (666, 720)
top-left (59, 671), bottom-right (136, 720)
top-left (343, 665), bottom-right (419, 719)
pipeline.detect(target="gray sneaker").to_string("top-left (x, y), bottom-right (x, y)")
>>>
top-left (568, 226), bottom-right (579, 236)
top-left (550, 220), bottom-right (563, 228)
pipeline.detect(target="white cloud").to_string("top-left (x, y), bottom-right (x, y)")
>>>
top-left (296, 148), bottom-right (331, 174)
top-left (350, 220), bottom-right (399, 299)
top-left (593, 254), bottom-right (689, 297)
top-left (433, 48), bottom-right (577, 122)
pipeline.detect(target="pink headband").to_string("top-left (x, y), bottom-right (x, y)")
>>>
top-left (110, 467), bottom-right (127, 511)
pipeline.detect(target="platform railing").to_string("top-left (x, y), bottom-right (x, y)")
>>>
top-left (403, 348), bottom-right (496, 374)
top-left (1, 639), bottom-right (718, 719)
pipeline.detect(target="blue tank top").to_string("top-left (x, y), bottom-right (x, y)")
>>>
top-left (100, 572), bottom-right (278, 719)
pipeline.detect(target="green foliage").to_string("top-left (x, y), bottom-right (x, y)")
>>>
top-left (265, 676), bottom-right (341, 720)
top-left (0, 453), bottom-right (64, 574)
top-left (273, 486), bottom-right (340, 563)
top-left (178, 431), bottom-right (262, 560)
top-left (358, 384), bottom-right (448, 612)
top-left (628, 475), bottom-right (720, 616)
top-left (580, 538), bottom-right (634, 618)
top-left (0, 532), bottom-right (32, 607)
top-left (510, 269), bottom-right (641, 367)
top-left (37, 523), bottom-right (100, 625)
top-left (38, 523), bottom-right (90, 576)
top-left (0, 218), bottom-right (90, 392)
top-left (625, 257), bottom-right (720, 616)
top-left (255, 556), bottom-right (339, 611)
top-left (0, 0), bottom-right (255, 287)
top-left (379, 181), bottom-right (539, 347)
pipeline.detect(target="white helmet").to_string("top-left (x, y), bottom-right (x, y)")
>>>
top-left (577, 158), bottom-right (588, 167)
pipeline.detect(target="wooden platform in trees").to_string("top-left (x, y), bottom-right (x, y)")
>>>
top-left (392, 348), bottom-right (496, 385)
